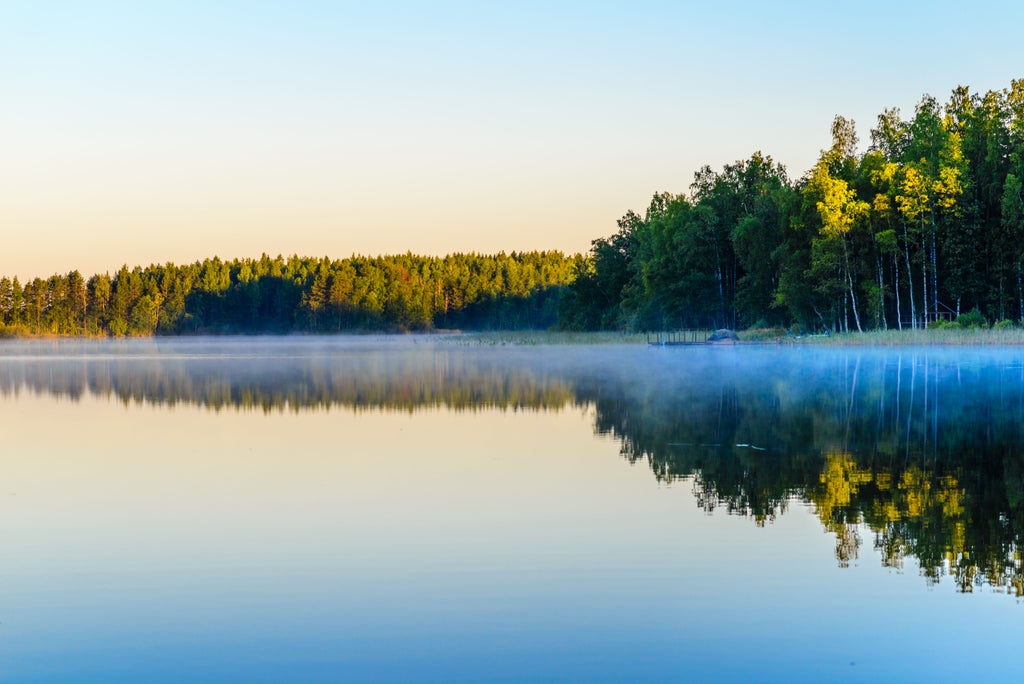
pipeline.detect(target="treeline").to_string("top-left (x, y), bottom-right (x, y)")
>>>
top-left (561, 79), bottom-right (1024, 332)
top-left (0, 251), bottom-right (579, 336)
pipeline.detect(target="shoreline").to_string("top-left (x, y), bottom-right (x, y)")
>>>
top-left (3, 327), bottom-right (1024, 347)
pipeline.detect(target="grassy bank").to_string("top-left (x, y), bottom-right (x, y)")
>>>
top-left (802, 327), bottom-right (1024, 346)
top-left (441, 331), bottom-right (649, 346)
top-left (5, 326), bottom-right (1022, 347)
top-left (736, 326), bottom-right (1024, 346)
top-left (449, 327), bottom-right (1024, 347)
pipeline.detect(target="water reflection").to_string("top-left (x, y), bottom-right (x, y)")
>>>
top-left (586, 348), bottom-right (1024, 597)
top-left (0, 337), bottom-right (576, 412)
top-left (3, 338), bottom-right (1023, 597)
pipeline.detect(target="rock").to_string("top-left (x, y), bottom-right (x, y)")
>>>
top-left (707, 328), bottom-right (739, 344)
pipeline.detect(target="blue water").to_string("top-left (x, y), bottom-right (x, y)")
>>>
top-left (0, 338), bottom-right (1021, 682)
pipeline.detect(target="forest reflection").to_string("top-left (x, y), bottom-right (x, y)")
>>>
top-left (0, 339), bottom-right (577, 412)
top-left (3, 340), bottom-right (1022, 596)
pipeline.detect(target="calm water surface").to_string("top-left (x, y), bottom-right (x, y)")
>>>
top-left (0, 337), bottom-right (1021, 682)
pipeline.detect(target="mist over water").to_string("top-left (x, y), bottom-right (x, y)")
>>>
top-left (1, 337), bottom-right (1022, 682)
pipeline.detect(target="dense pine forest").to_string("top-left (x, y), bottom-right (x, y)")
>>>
top-left (561, 79), bottom-right (1024, 332)
top-left (0, 252), bottom-right (578, 336)
top-left (4, 79), bottom-right (1023, 337)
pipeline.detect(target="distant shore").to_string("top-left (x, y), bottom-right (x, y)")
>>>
top-left (731, 327), bottom-right (1024, 346)
top-left (451, 327), bottom-right (1024, 347)
top-left (4, 327), bottom-right (1024, 347)
top-left (790, 328), bottom-right (1024, 346)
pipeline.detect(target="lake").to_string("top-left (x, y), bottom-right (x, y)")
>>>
top-left (0, 337), bottom-right (1021, 682)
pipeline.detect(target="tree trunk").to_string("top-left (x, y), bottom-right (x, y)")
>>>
top-left (834, 264), bottom-right (842, 334)
top-left (731, 255), bottom-right (738, 329)
top-left (931, 229), bottom-right (938, 321)
top-left (1000, 277), bottom-right (1005, 321)
top-left (894, 251), bottom-right (901, 330)
top-left (844, 240), bottom-right (862, 332)
top-left (711, 235), bottom-right (725, 320)
top-left (848, 269), bottom-right (862, 332)
top-left (903, 221), bottom-right (916, 328)
top-left (877, 254), bottom-right (887, 330)
top-left (812, 304), bottom-right (827, 331)
top-left (920, 224), bottom-right (928, 327)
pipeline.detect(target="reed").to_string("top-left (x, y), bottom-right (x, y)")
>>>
top-left (441, 331), bottom-right (648, 346)
top-left (450, 327), bottom-right (1024, 347)
top-left (801, 327), bottom-right (1024, 346)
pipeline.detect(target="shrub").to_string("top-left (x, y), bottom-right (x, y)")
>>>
top-left (956, 308), bottom-right (987, 329)
top-left (995, 319), bottom-right (1016, 330)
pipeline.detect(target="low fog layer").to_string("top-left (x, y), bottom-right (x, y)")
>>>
top-left (4, 336), bottom-right (1024, 595)
top-left (2, 337), bottom-right (1023, 455)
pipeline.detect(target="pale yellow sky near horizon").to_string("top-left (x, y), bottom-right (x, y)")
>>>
top-left (3, 1), bottom-right (1022, 279)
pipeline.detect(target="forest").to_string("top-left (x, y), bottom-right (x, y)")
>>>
top-left (560, 78), bottom-right (1024, 332)
top-left (4, 78), bottom-right (1022, 337)
top-left (0, 251), bottom-right (578, 336)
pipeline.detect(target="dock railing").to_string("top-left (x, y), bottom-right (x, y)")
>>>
top-left (646, 329), bottom-right (711, 345)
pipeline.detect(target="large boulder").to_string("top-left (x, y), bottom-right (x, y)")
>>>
top-left (707, 328), bottom-right (739, 344)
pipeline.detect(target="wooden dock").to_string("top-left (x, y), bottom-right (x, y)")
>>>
top-left (647, 330), bottom-right (710, 345)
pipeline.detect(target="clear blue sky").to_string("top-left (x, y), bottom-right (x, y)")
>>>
top-left (2, 0), bottom-right (1022, 277)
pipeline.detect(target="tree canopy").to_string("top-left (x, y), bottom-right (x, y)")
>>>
top-left (7, 79), bottom-right (1024, 336)
top-left (560, 78), bottom-right (1024, 332)
top-left (0, 252), bottom-right (578, 336)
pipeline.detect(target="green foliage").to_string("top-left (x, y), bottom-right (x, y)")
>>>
top-left (0, 252), bottom-right (578, 337)
top-left (560, 153), bottom-right (792, 331)
top-left (128, 295), bottom-right (159, 335)
top-left (956, 308), bottom-right (987, 328)
top-left (109, 317), bottom-right (128, 337)
top-left (7, 80), bottom-right (1024, 337)
top-left (562, 78), bottom-right (1024, 333)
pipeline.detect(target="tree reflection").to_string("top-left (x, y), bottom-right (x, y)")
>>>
top-left (0, 346), bottom-right (576, 413)
top-left (575, 349), bottom-right (1024, 597)
top-left (1, 342), bottom-right (1022, 596)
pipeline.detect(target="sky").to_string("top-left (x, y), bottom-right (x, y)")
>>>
top-left (1, 0), bottom-right (1022, 279)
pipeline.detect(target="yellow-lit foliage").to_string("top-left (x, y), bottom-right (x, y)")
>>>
top-left (812, 455), bottom-right (977, 576)
top-left (933, 165), bottom-right (963, 211)
top-left (896, 165), bottom-right (929, 224)
top-left (809, 164), bottom-right (870, 239)
top-left (937, 475), bottom-right (964, 518)
top-left (814, 450), bottom-right (872, 521)
top-left (813, 451), bottom-right (873, 567)
top-left (872, 193), bottom-right (892, 214)
top-left (898, 467), bottom-right (931, 518)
